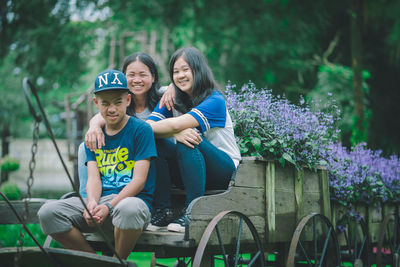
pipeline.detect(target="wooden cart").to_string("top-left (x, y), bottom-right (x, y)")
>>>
top-left (2, 78), bottom-right (398, 266)
top-left (2, 157), bottom-right (399, 266)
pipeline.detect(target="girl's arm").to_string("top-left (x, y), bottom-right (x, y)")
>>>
top-left (147, 114), bottom-right (199, 138)
top-left (158, 83), bottom-right (175, 110)
top-left (85, 112), bottom-right (106, 151)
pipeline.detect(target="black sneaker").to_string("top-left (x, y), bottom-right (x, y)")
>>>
top-left (146, 208), bottom-right (173, 231)
top-left (167, 214), bottom-right (188, 233)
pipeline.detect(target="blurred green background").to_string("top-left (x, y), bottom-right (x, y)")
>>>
top-left (1, 0), bottom-right (400, 156)
top-left (1, 1), bottom-right (399, 265)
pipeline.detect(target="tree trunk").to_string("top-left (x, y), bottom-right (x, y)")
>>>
top-left (1, 122), bottom-right (10, 183)
top-left (350, 0), bottom-right (366, 144)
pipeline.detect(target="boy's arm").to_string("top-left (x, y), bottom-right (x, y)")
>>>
top-left (91, 159), bottom-right (151, 222)
top-left (109, 159), bottom-right (151, 207)
top-left (85, 112), bottom-right (106, 151)
top-left (84, 161), bottom-right (102, 226)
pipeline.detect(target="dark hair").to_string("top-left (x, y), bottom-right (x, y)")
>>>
top-left (122, 52), bottom-right (161, 116)
top-left (169, 47), bottom-right (220, 113)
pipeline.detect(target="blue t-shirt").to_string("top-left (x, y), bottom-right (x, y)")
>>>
top-left (85, 116), bottom-right (157, 211)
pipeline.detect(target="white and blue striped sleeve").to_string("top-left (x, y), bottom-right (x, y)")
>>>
top-left (188, 91), bottom-right (226, 133)
top-left (147, 101), bottom-right (173, 121)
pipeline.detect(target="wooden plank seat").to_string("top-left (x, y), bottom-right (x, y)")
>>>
top-left (79, 187), bottom-right (229, 258)
top-left (34, 187), bottom-right (230, 258)
top-left (0, 198), bottom-right (49, 225)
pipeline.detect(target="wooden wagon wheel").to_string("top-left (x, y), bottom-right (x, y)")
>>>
top-left (376, 212), bottom-right (400, 267)
top-left (336, 214), bottom-right (371, 266)
top-left (287, 213), bottom-right (341, 267)
top-left (192, 210), bottom-right (265, 267)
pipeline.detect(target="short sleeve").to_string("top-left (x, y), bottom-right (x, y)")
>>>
top-left (133, 122), bottom-right (157, 162)
top-left (84, 144), bottom-right (96, 163)
top-left (188, 91), bottom-right (227, 133)
top-left (147, 101), bottom-right (173, 122)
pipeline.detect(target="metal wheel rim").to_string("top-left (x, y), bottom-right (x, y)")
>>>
top-left (337, 215), bottom-right (371, 266)
top-left (287, 213), bottom-right (341, 267)
top-left (376, 212), bottom-right (400, 267)
top-left (192, 210), bottom-right (265, 267)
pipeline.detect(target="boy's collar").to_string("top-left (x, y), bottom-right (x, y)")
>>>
top-left (104, 115), bottom-right (130, 136)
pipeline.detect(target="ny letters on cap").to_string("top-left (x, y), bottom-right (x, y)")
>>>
top-left (94, 70), bottom-right (129, 93)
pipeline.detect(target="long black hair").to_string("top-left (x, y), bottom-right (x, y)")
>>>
top-left (122, 52), bottom-right (161, 116)
top-left (169, 47), bottom-right (220, 114)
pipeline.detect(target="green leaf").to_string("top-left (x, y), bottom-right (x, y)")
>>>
top-left (282, 153), bottom-right (295, 165)
top-left (251, 137), bottom-right (262, 150)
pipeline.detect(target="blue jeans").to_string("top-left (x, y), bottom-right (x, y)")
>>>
top-left (77, 142), bottom-right (88, 197)
top-left (153, 138), bottom-right (236, 208)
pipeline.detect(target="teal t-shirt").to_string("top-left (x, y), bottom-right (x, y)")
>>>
top-left (85, 116), bottom-right (157, 210)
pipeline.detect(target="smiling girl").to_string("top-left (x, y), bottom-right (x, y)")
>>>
top-left (147, 47), bottom-right (241, 233)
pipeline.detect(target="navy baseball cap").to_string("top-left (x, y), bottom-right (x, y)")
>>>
top-left (94, 70), bottom-right (129, 93)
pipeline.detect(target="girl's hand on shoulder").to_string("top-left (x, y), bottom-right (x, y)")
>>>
top-left (173, 128), bottom-right (202, 148)
top-left (159, 83), bottom-right (175, 110)
top-left (85, 126), bottom-right (105, 151)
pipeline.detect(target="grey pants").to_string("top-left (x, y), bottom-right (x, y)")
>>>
top-left (38, 194), bottom-right (150, 236)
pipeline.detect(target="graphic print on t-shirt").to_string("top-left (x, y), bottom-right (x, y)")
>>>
top-left (95, 146), bottom-right (135, 188)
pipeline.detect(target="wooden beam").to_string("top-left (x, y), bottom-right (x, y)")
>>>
top-left (318, 168), bottom-right (331, 221)
top-left (265, 161), bottom-right (275, 243)
top-left (294, 168), bottom-right (304, 222)
top-left (0, 199), bottom-right (48, 225)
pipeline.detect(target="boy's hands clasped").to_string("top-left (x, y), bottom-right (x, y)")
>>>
top-left (83, 200), bottom-right (110, 226)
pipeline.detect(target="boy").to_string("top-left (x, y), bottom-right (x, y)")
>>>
top-left (38, 70), bottom-right (157, 259)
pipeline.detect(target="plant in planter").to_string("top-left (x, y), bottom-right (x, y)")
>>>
top-left (225, 82), bottom-right (400, 208)
top-left (225, 82), bottom-right (340, 170)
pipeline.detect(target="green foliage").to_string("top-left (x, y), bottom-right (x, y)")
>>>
top-left (307, 64), bottom-right (371, 147)
top-left (0, 224), bottom-right (49, 247)
top-left (0, 0), bottom-right (399, 153)
top-left (0, 182), bottom-right (21, 200)
top-left (0, 156), bottom-right (20, 173)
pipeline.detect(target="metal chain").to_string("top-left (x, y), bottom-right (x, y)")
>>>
top-left (14, 120), bottom-right (40, 266)
top-left (27, 120), bottom-right (40, 199)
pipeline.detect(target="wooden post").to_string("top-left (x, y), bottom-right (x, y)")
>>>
top-left (294, 168), bottom-right (304, 223)
top-left (0, 122), bottom-right (10, 183)
top-left (265, 161), bottom-right (275, 243)
top-left (109, 34), bottom-right (116, 69)
top-left (318, 168), bottom-right (331, 221)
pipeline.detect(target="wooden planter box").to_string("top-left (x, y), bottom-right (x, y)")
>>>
top-left (187, 157), bottom-right (331, 247)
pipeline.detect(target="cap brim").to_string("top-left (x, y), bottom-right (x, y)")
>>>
top-left (94, 87), bottom-right (130, 93)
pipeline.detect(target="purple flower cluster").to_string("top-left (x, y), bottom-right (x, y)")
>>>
top-left (326, 142), bottom-right (400, 204)
top-left (225, 82), bottom-right (340, 169)
top-left (225, 82), bottom-right (400, 204)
